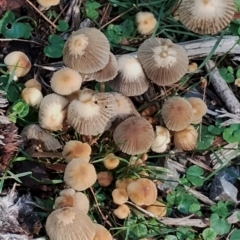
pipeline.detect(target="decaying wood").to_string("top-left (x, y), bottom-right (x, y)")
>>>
top-left (227, 210), bottom-right (240, 224)
top-left (216, 109), bottom-right (240, 126)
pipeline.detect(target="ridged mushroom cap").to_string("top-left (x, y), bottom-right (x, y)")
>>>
top-left (113, 204), bottom-right (130, 219)
top-left (21, 87), bottom-right (43, 108)
top-left (97, 171), bottom-right (113, 187)
top-left (146, 201), bottom-right (167, 217)
top-left (63, 28), bottom-right (110, 74)
top-left (113, 116), bottom-right (154, 155)
top-left (112, 188), bottom-right (128, 205)
top-left (103, 153), bottom-right (120, 170)
top-left (137, 38), bottom-right (188, 86)
top-left (109, 55), bottom-right (149, 96)
top-left (36, 0), bottom-right (60, 8)
top-left (25, 79), bottom-right (42, 91)
top-left (136, 11), bottom-right (157, 35)
top-left (151, 126), bottom-right (170, 153)
top-left (178, 0), bottom-right (235, 35)
top-left (93, 224), bottom-right (112, 240)
top-left (115, 178), bottom-right (135, 190)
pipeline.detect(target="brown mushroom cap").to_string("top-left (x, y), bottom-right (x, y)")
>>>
top-left (63, 28), bottom-right (110, 74)
top-left (146, 200), bottom-right (167, 217)
top-left (187, 97), bottom-right (207, 124)
top-left (174, 125), bottom-right (198, 151)
top-left (21, 87), bottom-right (43, 108)
top-left (93, 224), bottom-right (112, 240)
top-left (62, 140), bottom-right (92, 163)
top-left (116, 178), bottom-right (135, 190)
top-left (50, 68), bottom-right (82, 96)
top-left (161, 97), bottom-right (193, 131)
top-left (25, 79), bottom-right (42, 91)
top-left (36, 0), bottom-right (60, 8)
top-left (109, 55), bottom-right (149, 96)
top-left (113, 116), bottom-right (154, 155)
top-left (97, 171), bottom-right (113, 187)
top-left (113, 204), bottom-right (130, 219)
top-left (127, 178), bottom-right (157, 206)
top-left (112, 188), bottom-right (129, 205)
top-left (137, 38), bottom-right (188, 86)
top-left (46, 207), bottom-right (95, 240)
top-left (151, 126), bottom-right (170, 153)
top-left (135, 11), bottom-right (157, 35)
top-left (64, 158), bottom-right (97, 191)
top-left (178, 0), bottom-right (235, 35)
top-left (103, 153), bottom-right (120, 170)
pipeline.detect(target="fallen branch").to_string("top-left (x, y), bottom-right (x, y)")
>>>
top-left (216, 109), bottom-right (240, 126)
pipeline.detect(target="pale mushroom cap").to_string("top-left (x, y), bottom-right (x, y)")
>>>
top-left (4, 51), bottom-right (31, 77)
top-left (137, 38), bottom-right (188, 86)
top-left (116, 178), bottom-right (135, 190)
top-left (179, 0), bottom-right (235, 35)
top-left (63, 28), bottom-right (110, 74)
top-left (64, 158), bottom-right (97, 191)
top-left (36, 0), bottom-right (60, 8)
top-left (46, 207), bottom-right (95, 240)
top-left (146, 200), bottom-right (167, 217)
top-left (127, 178), bottom-right (157, 206)
top-left (21, 87), bottom-right (43, 108)
top-left (51, 68), bottom-right (82, 95)
top-left (151, 126), bottom-right (170, 153)
top-left (62, 140), bottom-right (92, 163)
top-left (103, 153), bottom-right (120, 170)
top-left (188, 62), bottom-right (198, 73)
top-left (109, 55), bottom-right (149, 96)
top-left (25, 79), bottom-right (42, 91)
top-left (136, 11), bottom-right (157, 35)
top-left (97, 171), bottom-right (113, 187)
top-left (161, 97), bottom-right (193, 131)
top-left (187, 97), bottom-right (207, 123)
top-left (67, 89), bottom-right (117, 135)
top-left (93, 224), bottom-right (112, 240)
top-left (39, 93), bottom-right (68, 131)
top-left (174, 125), bottom-right (198, 151)
top-left (112, 188), bottom-right (128, 205)
top-left (113, 204), bottom-right (130, 219)
top-left (235, 78), bottom-right (240, 87)
top-left (113, 116), bottom-right (154, 155)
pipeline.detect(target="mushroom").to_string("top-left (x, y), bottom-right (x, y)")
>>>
top-left (67, 89), bottom-right (117, 136)
top-left (93, 224), bottom-right (112, 240)
top-left (113, 116), bottom-right (154, 155)
top-left (161, 97), bottom-right (193, 131)
top-left (127, 178), bottom-right (157, 206)
top-left (178, 0), bottom-right (235, 35)
top-left (112, 188), bottom-right (128, 205)
top-left (187, 97), bottom-right (207, 124)
top-left (97, 171), bottom-right (113, 187)
top-left (64, 158), bottom-right (97, 191)
top-left (137, 38), bottom-right (188, 86)
top-left (39, 93), bottom-right (68, 131)
top-left (188, 62), bottom-right (198, 73)
top-left (103, 153), bottom-right (120, 170)
top-left (113, 204), bottom-right (130, 219)
top-left (36, 0), bottom-right (60, 10)
top-left (108, 55), bottom-right (149, 96)
top-left (116, 178), bottom-right (135, 190)
top-left (173, 125), bottom-right (198, 151)
top-left (4, 51), bottom-right (31, 79)
top-left (66, 90), bottom-right (81, 102)
top-left (62, 140), bottom-right (92, 163)
top-left (135, 11), bottom-right (157, 35)
top-left (63, 28), bottom-right (110, 74)
top-left (21, 87), bottom-right (43, 108)
top-left (146, 200), bottom-right (167, 217)
top-left (151, 126), bottom-right (170, 153)
top-left (46, 207), bottom-right (95, 240)
top-left (25, 79), bottom-right (42, 91)
top-left (50, 68), bottom-right (82, 96)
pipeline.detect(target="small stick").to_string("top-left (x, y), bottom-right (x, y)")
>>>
top-left (0, 38), bottom-right (43, 46)
top-left (64, 0), bottom-right (78, 23)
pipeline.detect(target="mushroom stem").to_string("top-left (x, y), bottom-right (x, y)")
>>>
top-left (99, 82), bottom-right (105, 92)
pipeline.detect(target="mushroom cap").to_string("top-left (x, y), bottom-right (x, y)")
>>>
top-left (161, 97), bottom-right (193, 131)
top-left (66, 90), bottom-right (81, 102)
top-left (127, 178), bottom-right (157, 206)
top-left (63, 28), bottom-right (110, 74)
top-left (62, 140), bottom-right (92, 163)
top-left (36, 0), bottom-right (60, 7)
top-left (103, 153), bottom-right (120, 170)
top-left (25, 79), bottom-right (42, 91)
top-left (67, 89), bottom-right (117, 136)
top-left (89, 53), bottom-right (118, 82)
top-left (135, 11), bottom-right (157, 35)
top-left (4, 51), bottom-right (31, 77)
top-left (112, 188), bottom-right (128, 205)
top-left (178, 0), bottom-right (235, 35)
top-left (151, 126), bottom-right (170, 153)
top-left (146, 200), bottom-right (167, 217)
top-left (46, 207), bottom-right (95, 240)
top-left (51, 68), bottom-right (82, 96)
top-left (188, 62), bottom-right (198, 73)
top-left (174, 125), bottom-right (198, 151)
top-left (93, 224), bottom-right (112, 240)
top-left (113, 116), bottom-right (154, 155)
top-left (21, 87), bottom-right (43, 108)
top-left (109, 55), bottom-right (149, 96)
top-left (97, 171), bottom-right (113, 187)
top-left (113, 204), bottom-right (130, 219)
top-left (235, 78), bottom-right (240, 87)
top-left (64, 158), bottom-right (97, 191)
top-left (187, 97), bottom-right (207, 124)
top-left (137, 38), bottom-right (188, 86)
top-left (115, 178), bottom-right (135, 190)
top-left (39, 93), bottom-right (69, 131)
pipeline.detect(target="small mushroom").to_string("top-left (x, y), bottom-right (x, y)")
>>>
top-left (151, 126), bottom-right (170, 153)
top-left (93, 224), bottom-right (112, 240)
top-left (25, 79), bottom-right (42, 91)
top-left (113, 204), bottom-right (130, 219)
top-left (112, 188), bottom-right (128, 205)
top-left (235, 78), bottom-right (240, 87)
top-left (97, 171), bottom-right (113, 187)
top-left (146, 200), bottom-right (167, 217)
top-left (135, 11), bottom-right (157, 35)
top-left (21, 87), bottom-right (43, 108)
top-left (103, 153), bottom-right (120, 170)
top-left (188, 62), bottom-right (198, 73)
top-left (36, 0), bottom-right (60, 10)
top-left (116, 178), bottom-right (135, 190)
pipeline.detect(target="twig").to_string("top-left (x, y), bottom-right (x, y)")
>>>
top-left (0, 38), bottom-right (43, 46)
top-left (64, 0), bottom-right (78, 23)
top-left (29, 152), bottom-right (63, 159)
top-left (216, 109), bottom-right (240, 126)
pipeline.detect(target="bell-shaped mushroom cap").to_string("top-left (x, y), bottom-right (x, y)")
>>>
top-left (103, 153), bottom-right (120, 170)
top-left (64, 158), bottom-right (97, 191)
top-left (51, 68), bottom-right (82, 96)
top-left (116, 178), bottom-right (135, 190)
top-left (62, 140), bottom-right (92, 163)
top-left (46, 207), bottom-right (95, 240)
top-left (93, 224), bottom-right (112, 240)
top-left (113, 204), bottom-right (130, 219)
top-left (112, 188), bottom-right (128, 205)
top-left (36, 0), bottom-right (60, 8)
top-left (89, 53), bottom-right (118, 82)
top-left (54, 189), bottom-right (90, 214)
top-left (4, 51), bottom-right (31, 78)
top-left (187, 97), bottom-right (207, 124)
top-left (178, 0), bottom-right (235, 35)
top-left (137, 38), bottom-right (188, 86)
top-left (97, 171), bottom-right (113, 187)
top-left (67, 89), bottom-right (117, 136)
top-left (151, 126), bottom-right (170, 153)
top-left (21, 87), bottom-right (43, 108)
top-left (161, 97), bottom-right (193, 131)
top-left (135, 11), bottom-right (157, 35)
top-left (113, 116), bottom-right (154, 155)
top-left (174, 125), bottom-right (198, 151)
top-left (63, 28), bottom-right (110, 74)
top-left (109, 55), bottom-right (149, 96)
top-left (146, 200), bottom-right (167, 217)
top-left (39, 93), bottom-right (69, 131)
top-left (25, 79), bottom-right (42, 91)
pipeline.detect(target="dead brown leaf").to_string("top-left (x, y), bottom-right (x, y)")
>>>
top-left (0, 0), bottom-right (24, 15)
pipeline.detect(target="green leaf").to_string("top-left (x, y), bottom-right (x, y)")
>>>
top-left (186, 165), bottom-right (204, 186)
top-left (44, 34), bottom-right (64, 58)
top-left (189, 203), bottom-right (201, 213)
top-left (237, 211), bottom-right (240, 220)
top-left (197, 125), bottom-right (215, 150)
top-left (0, 76), bottom-right (8, 88)
top-left (7, 84), bottom-right (21, 102)
top-left (223, 124), bottom-right (240, 144)
top-left (165, 236), bottom-right (178, 240)
top-left (208, 125), bottom-right (224, 135)
top-left (219, 67), bottom-right (235, 83)
top-left (129, 223), bottom-right (148, 238)
top-left (211, 201), bottom-right (233, 218)
top-left (202, 228), bottom-right (217, 240)
top-left (177, 193), bottom-right (199, 214)
top-left (230, 229), bottom-right (240, 240)
top-left (210, 213), bottom-right (231, 235)
top-left (176, 227), bottom-right (195, 240)
top-left (84, 1), bottom-right (101, 20)
top-left (236, 69), bottom-right (240, 79)
top-left (57, 20), bottom-right (69, 32)
top-left (0, 11), bottom-right (15, 33)
top-left (122, 19), bottom-right (135, 36)
top-left (105, 24), bottom-right (123, 44)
